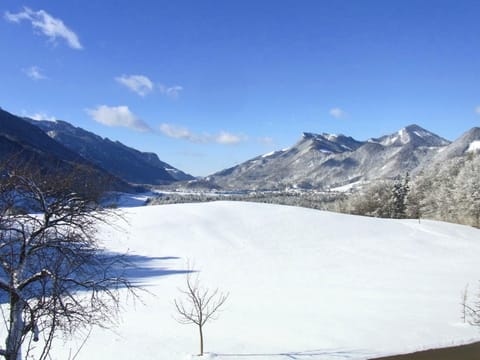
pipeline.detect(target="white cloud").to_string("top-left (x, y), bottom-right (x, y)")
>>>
top-left (216, 131), bottom-right (246, 144)
top-left (30, 113), bottom-right (56, 122)
top-left (5, 7), bottom-right (82, 49)
top-left (23, 65), bottom-right (46, 80)
top-left (258, 136), bottom-right (274, 146)
top-left (23, 111), bottom-right (56, 122)
top-left (159, 84), bottom-right (183, 99)
top-left (159, 123), bottom-right (247, 144)
top-left (4, 9), bottom-right (31, 22)
top-left (475, 106), bottom-right (480, 115)
top-left (86, 105), bottom-right (151, 132)
top-left (115, 76), bottom-right (183, 98)
top-left (329, 107), bottom-right (347, 119)
top-left (159, 123), bottom-right (195, 141)
top-left (115, 75), bottom-right (154, 97)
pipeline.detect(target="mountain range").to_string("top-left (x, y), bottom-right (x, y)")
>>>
top-left (206, 124), bottom-right (480, 190)
top-left (0, 107), bottom-right (140, 192)
top-left (0, 107), bottom-right (192, 191)
top-left (1, 106), bottom-right (479, 192)
top-left (27, 118), bottom-right (193, 184)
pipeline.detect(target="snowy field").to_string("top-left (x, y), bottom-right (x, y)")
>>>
top-left (48, 201), bottom-right (480, 359)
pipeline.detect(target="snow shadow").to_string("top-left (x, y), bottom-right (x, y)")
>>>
top-left (115, 254), bottom-right (193, 285)
top-left (214, 348), bottom-right (376, 359)
top-left (0, 254), bottom-right (191, 304)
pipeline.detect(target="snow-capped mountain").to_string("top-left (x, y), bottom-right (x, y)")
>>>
top-left (299, 132), bottom-right (364, 153)
top-left (430, 127), bottom-right (480, 163)
top-left (27, 118), bottom-right (194, 185)
top-left (369, 124), bottom-right (451, 148)
top-left (207, 124), bottom-right (452, 190)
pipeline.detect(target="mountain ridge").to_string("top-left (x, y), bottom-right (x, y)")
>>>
top-left (204, 124), bottom-right (472, 190)
top-left (0, 107), bottom-right (194, 191)
top-left (27, 118), bottom-right (194, 185)
top-left (3, 106), bottom-right (477, 192)
top-left (0, 108), bottom-right (137, 192)
top-left (368, 124), bottom-right (451, 148)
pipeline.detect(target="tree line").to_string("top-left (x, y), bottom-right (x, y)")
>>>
top-left (151, 153), bottom-right (480, 228)
top-left (342, 152), bottom-right (480, 227)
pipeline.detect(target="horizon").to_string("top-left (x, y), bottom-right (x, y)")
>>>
top-left (3, 105), bottom-right (475, 177)
top-left (1, 1), bottom-right (479, 176)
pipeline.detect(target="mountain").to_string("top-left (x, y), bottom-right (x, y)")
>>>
top-left (0, 108), bottom-right (84, 164)
top-left (207, 124), bottom-right (451, 190)
top-left (299, 132), bottom-right (364, 153)
top-left (429, 127), bottom-right (480, 163)
top-left (369, 124), bottom-right (450, 148)
top-left (27, 119), bottom-right (194, 185)
top-left (0, 108), bottom-right (136, 192)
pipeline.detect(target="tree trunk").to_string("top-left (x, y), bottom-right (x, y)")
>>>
top-left (199, 324), bottom-right (204, 356)
top-left (6, 296), bottom-right (24, 360)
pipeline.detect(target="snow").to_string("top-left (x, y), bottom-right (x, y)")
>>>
top-left (261, 149), bottom-right (289, 158)
top-left (329, 181), bottom-right (366, 192)
top-left (414, 130), bottom-right (429, 138)
top-left (262, 150), bottom-right (281, 158)
top-left (379, 129), bottom-right (410, 146)
top-left (319, 149), bottom-right (333, 154)
top-left (325, 134), bottom-right (338, 142)
top-left (384, 136), bottom-right (398, 146)
top-left (43, 202), bottom-right (480, 359)
top-left (398, 128), bottom-right (410, 144)
top-left (467, 140), bottom-right (480, 153)
top-left (166, 167), bottom-right (180, 174)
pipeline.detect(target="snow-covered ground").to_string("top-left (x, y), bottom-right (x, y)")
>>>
top-left (467, 140), bottom-right (480, 153)
top-left (49, 201), bottom-right (480, 359)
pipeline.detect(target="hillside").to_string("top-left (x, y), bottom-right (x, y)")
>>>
top-left (28, 118), bottom-right (194, 184)
top-left (0, 108), bottom-right (136, 192)
top-left (42, 202), bottom-right (480, 359)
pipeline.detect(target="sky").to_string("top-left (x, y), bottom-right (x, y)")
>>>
top-left (1, 0), bottom-right (480, 176)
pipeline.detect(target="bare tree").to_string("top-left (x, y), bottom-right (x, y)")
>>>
top-left (461, 283), bottom-right (480, 327)
top-left (174, 271), bottom-right (228, 356)
top-left (0, 163), bottom-right (136, 360)
top-left (461, 284), bottom-right (469, 323)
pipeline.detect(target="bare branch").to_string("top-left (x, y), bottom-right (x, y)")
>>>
top-left (0, 162), bottom-right (138, 359)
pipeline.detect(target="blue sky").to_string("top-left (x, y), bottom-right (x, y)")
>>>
top-left (1, 0), bottom-right (480, 176)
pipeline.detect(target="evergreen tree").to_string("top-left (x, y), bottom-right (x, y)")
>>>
top-left (389, 173), bottom-right (409, 219)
